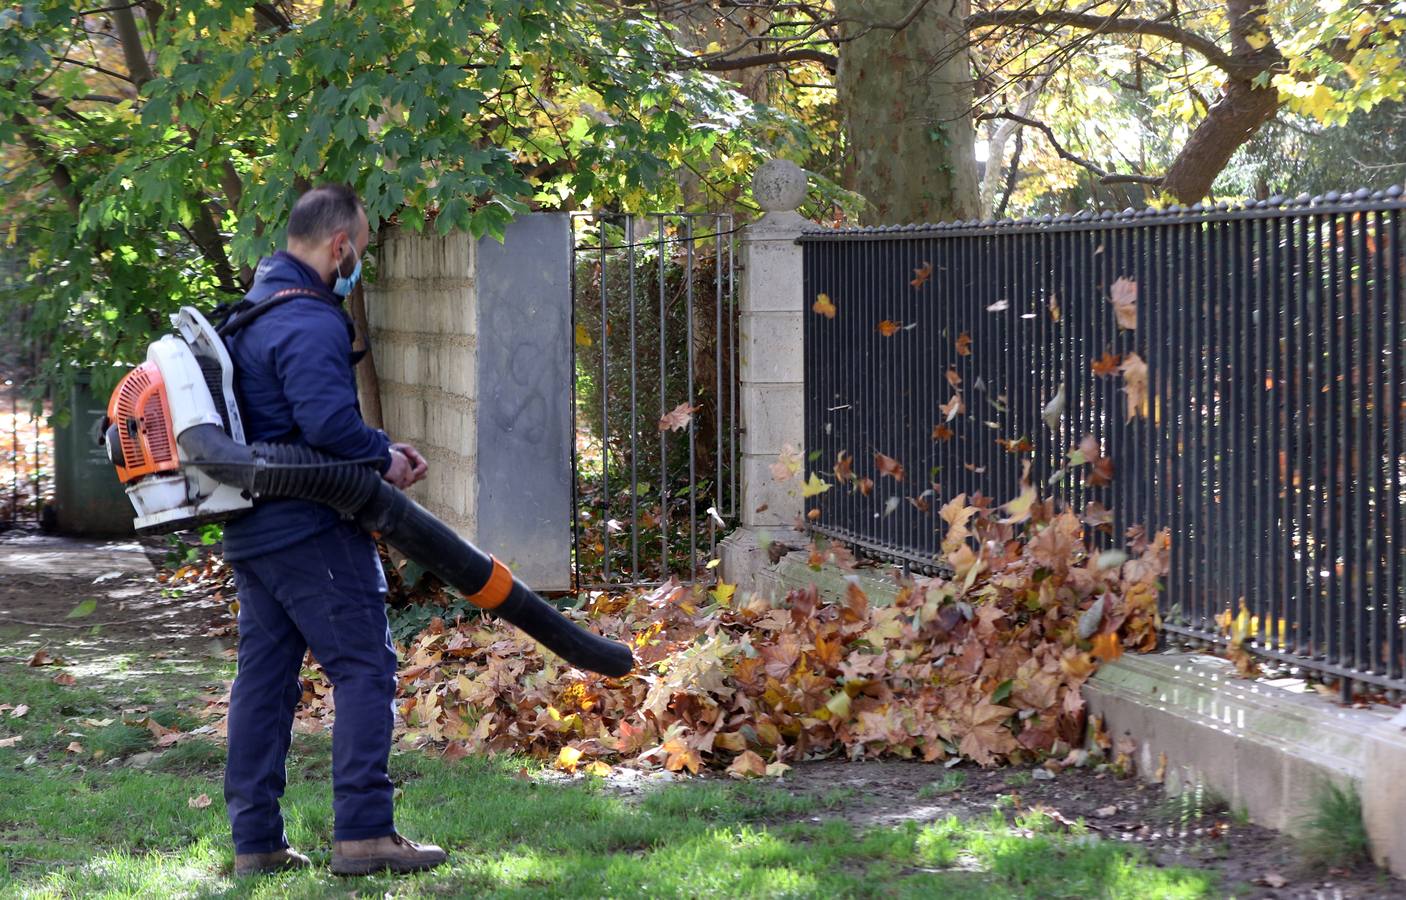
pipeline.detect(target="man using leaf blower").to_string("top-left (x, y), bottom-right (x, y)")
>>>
top-left (104, 181), bottom-right (632, 876)
top-left (221, 185), bottom-right (446, 877)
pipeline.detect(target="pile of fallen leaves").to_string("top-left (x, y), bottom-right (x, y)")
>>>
top-left (282, 491), bottom-right (1167, 777)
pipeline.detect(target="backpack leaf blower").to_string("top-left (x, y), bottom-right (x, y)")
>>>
top-left (101, 302), bottom-right (634, 678)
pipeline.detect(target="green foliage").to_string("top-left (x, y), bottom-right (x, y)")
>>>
top-left (0, 0), bottom-right (800, 404)
top-left (1298, 779), bottom-right (1371, 870)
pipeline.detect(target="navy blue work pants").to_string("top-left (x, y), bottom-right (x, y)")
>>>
top-left (223, 521), bottom-right (398, 854)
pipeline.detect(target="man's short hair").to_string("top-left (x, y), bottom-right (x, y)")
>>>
top-left (287, 184), bottom-right (364, 243)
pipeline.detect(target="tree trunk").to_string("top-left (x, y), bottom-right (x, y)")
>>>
top-left (1160, 0), bottom-right (1280, 203)
top-left (348, 282), bottom-right (384, 430)
top-left (834, 0), bottom-right (981, 225)
top-left (1160, 78), bottom-right (1279, 203)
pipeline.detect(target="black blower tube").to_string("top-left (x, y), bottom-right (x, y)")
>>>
top-left (180, 424), bottom-right (634, 677)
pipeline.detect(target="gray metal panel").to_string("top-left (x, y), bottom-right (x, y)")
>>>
top-left (473, 213), bottom-right (573, 590)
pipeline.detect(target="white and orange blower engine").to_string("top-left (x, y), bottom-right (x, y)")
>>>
top-left (101, 305), bottom-right (633, 678)
top-left (104, 307), bottom-right (252, 532)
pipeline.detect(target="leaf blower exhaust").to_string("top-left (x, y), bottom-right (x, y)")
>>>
top-left (101, 306), bottom-right (633, 678)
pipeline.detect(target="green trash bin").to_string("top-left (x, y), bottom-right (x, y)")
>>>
top-left (52, 374), bottom-right (135, 535)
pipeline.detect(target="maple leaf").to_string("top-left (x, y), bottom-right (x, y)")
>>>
top-left (877, 319), bottom-right (903, 337)
top-left (813, 293), bottom-right (836, 318)
top-left (662, 737), bottom-right (703, 774)
top-left (727, 749), bottom-right (767, 778)
top-left (1108, 277), bottom-right (1138, 330)
top-left (955, 700), bottom-right (1019, 766)
top-left (955, 332), bottom-right (972, 356)
top-left (873, 452), bottom-right (904, 481)
top-left (801, 472), bottom-right (832, 497)
top-left (856, 476), bottom-right (875, 496)
top-left (932, 424), bottom-right (953, 442)
top-left (1091, 351), bottom-right (1123, 376)
top-left (1120, 352), bottom-right (1149, 420)
top-left (714, 731), bottom-right (748, 752)
top-left (771, 444), bottom-right (801, 482)
top-left (910, 261), bottom-right (933, 288)
top-left (834, 450), bottom-right (854, 483)
top-left (556, 745), bottom-right (583, 773)
top-left (1090, 632), bottom-right (1124, 662)
top-left (658, 402), bottom-right (698, 433)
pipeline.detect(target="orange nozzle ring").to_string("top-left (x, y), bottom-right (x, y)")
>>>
top-left (468, 556), bottom-right (513, 610)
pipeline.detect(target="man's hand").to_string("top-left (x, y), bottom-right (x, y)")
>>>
top-left (383, 442), bottom-right (429, 489)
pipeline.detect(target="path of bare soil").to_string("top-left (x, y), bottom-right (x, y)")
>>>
top-left (0, 529), bottom-right (1400, 899)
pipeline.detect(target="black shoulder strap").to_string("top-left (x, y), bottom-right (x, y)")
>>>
top-left (216, 288), bottom-right (329, 339)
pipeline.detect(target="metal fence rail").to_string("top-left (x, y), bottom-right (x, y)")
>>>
top-left (801, 188), bottom-right (1406, 693)
top-left (570, 212), bottom-right (739, 589)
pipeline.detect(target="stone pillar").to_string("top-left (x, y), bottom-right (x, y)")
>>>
top-left (719, 160), bottom-right (814, 593)
top-left (364, 213), bottom-right (573, 591)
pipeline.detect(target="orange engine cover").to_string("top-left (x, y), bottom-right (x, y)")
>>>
top-left (107, 362), bottom-right (181, 484)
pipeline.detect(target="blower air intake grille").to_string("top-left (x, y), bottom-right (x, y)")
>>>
top-left (107, 362), bottom-right (181, 484)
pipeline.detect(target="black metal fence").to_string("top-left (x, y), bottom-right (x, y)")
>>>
top-left (570, 213), bottom-right (739, 589)
top-left (801, 188), bottom-right (1406, 692)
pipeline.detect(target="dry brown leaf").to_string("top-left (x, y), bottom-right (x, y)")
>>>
top-left (834, 451), bottom-right (854, 483)
top-left (1109, 277), bottom-right (1138, 330)
top-left (658, 402), bottom-right (699, 433)
top-left (940, 393), bottom-right (965, 422)
top-left (955, 332), bottom-right (972, 356)
top-left (188, 793), bottom-right (213, 809)
top-left (910, 261), bottom-right (933, 289)
top-left (727, 749), bottom-right (767, 779)
top-left (875, 452), bottom-right (904, 481)
top-left (945, 368), bottom-right (962, 389)
top-left (1091, 351), bottom-right (1123, 377)
top-left (1120, 352), bottom-right (1149, 420)
top-left (1090, 632), bottom-right (1124, 662)
top-left (877, 320), bottom-right (902, 337)
top-left (932, 424), bottom-right (953, 442)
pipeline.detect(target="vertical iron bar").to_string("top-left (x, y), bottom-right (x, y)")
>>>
top-left (627, 216), bottom-right (640, 583)
top-left (685, 216), bottom-right (698, 578)
top-left (659, 214), bottom-right (670, 577)
top-left (599, 218), bottom-right (612, 583)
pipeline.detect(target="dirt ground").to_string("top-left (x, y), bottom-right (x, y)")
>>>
top-left (1, 527), bottom-right (1400, 899)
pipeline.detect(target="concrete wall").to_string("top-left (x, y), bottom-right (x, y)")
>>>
top-left (365, 214), bottom-right (572, 590)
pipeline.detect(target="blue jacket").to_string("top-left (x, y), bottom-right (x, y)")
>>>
top-left (221, 251), bottom-right (392, 561)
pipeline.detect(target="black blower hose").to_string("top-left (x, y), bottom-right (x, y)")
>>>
top-left (180, 424), bottom-right (634, 677)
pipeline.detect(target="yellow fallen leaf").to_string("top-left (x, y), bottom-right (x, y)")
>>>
top-left (813, 293), bottom-right (836, 318)
top-left (556, 745), bottom-right (583, 773)
top-left (574, 323), bottom-right (593, 347)
top-left (801, 472), bottom-right (831, 498)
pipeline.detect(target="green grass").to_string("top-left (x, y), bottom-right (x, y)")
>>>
top-left (1298, 779), bottom-right (1371, 870)
top-left (916, 770), bottom-right (967, 800)
top-left (0, 663), bottom-right (1219, 899)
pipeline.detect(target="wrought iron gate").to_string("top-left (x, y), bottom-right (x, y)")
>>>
top-left (570, 213), bottom-right (739, 590)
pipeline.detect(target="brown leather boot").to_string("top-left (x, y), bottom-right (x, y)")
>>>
top-left (331, 832), bottom-right (447, 875)
top-left (233, 847), bottom-right (312, 876)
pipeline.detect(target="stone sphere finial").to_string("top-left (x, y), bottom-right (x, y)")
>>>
top-left (753, 159), bottom-right (808, 212)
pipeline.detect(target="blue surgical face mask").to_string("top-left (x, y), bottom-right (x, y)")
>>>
top-left (332, 243), bottom-right (362, 298)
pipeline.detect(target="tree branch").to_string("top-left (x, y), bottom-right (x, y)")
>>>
top-left (10, 113), bottom-right (83, 217)
top-left (979, 111), bottom-right (1162, 187)
top-left (965, 9), bottom-right (1251, 76)
top-left (110, 5), bottom-right (155, 86)
top-left (689, 48), bottom-right (838, 72)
